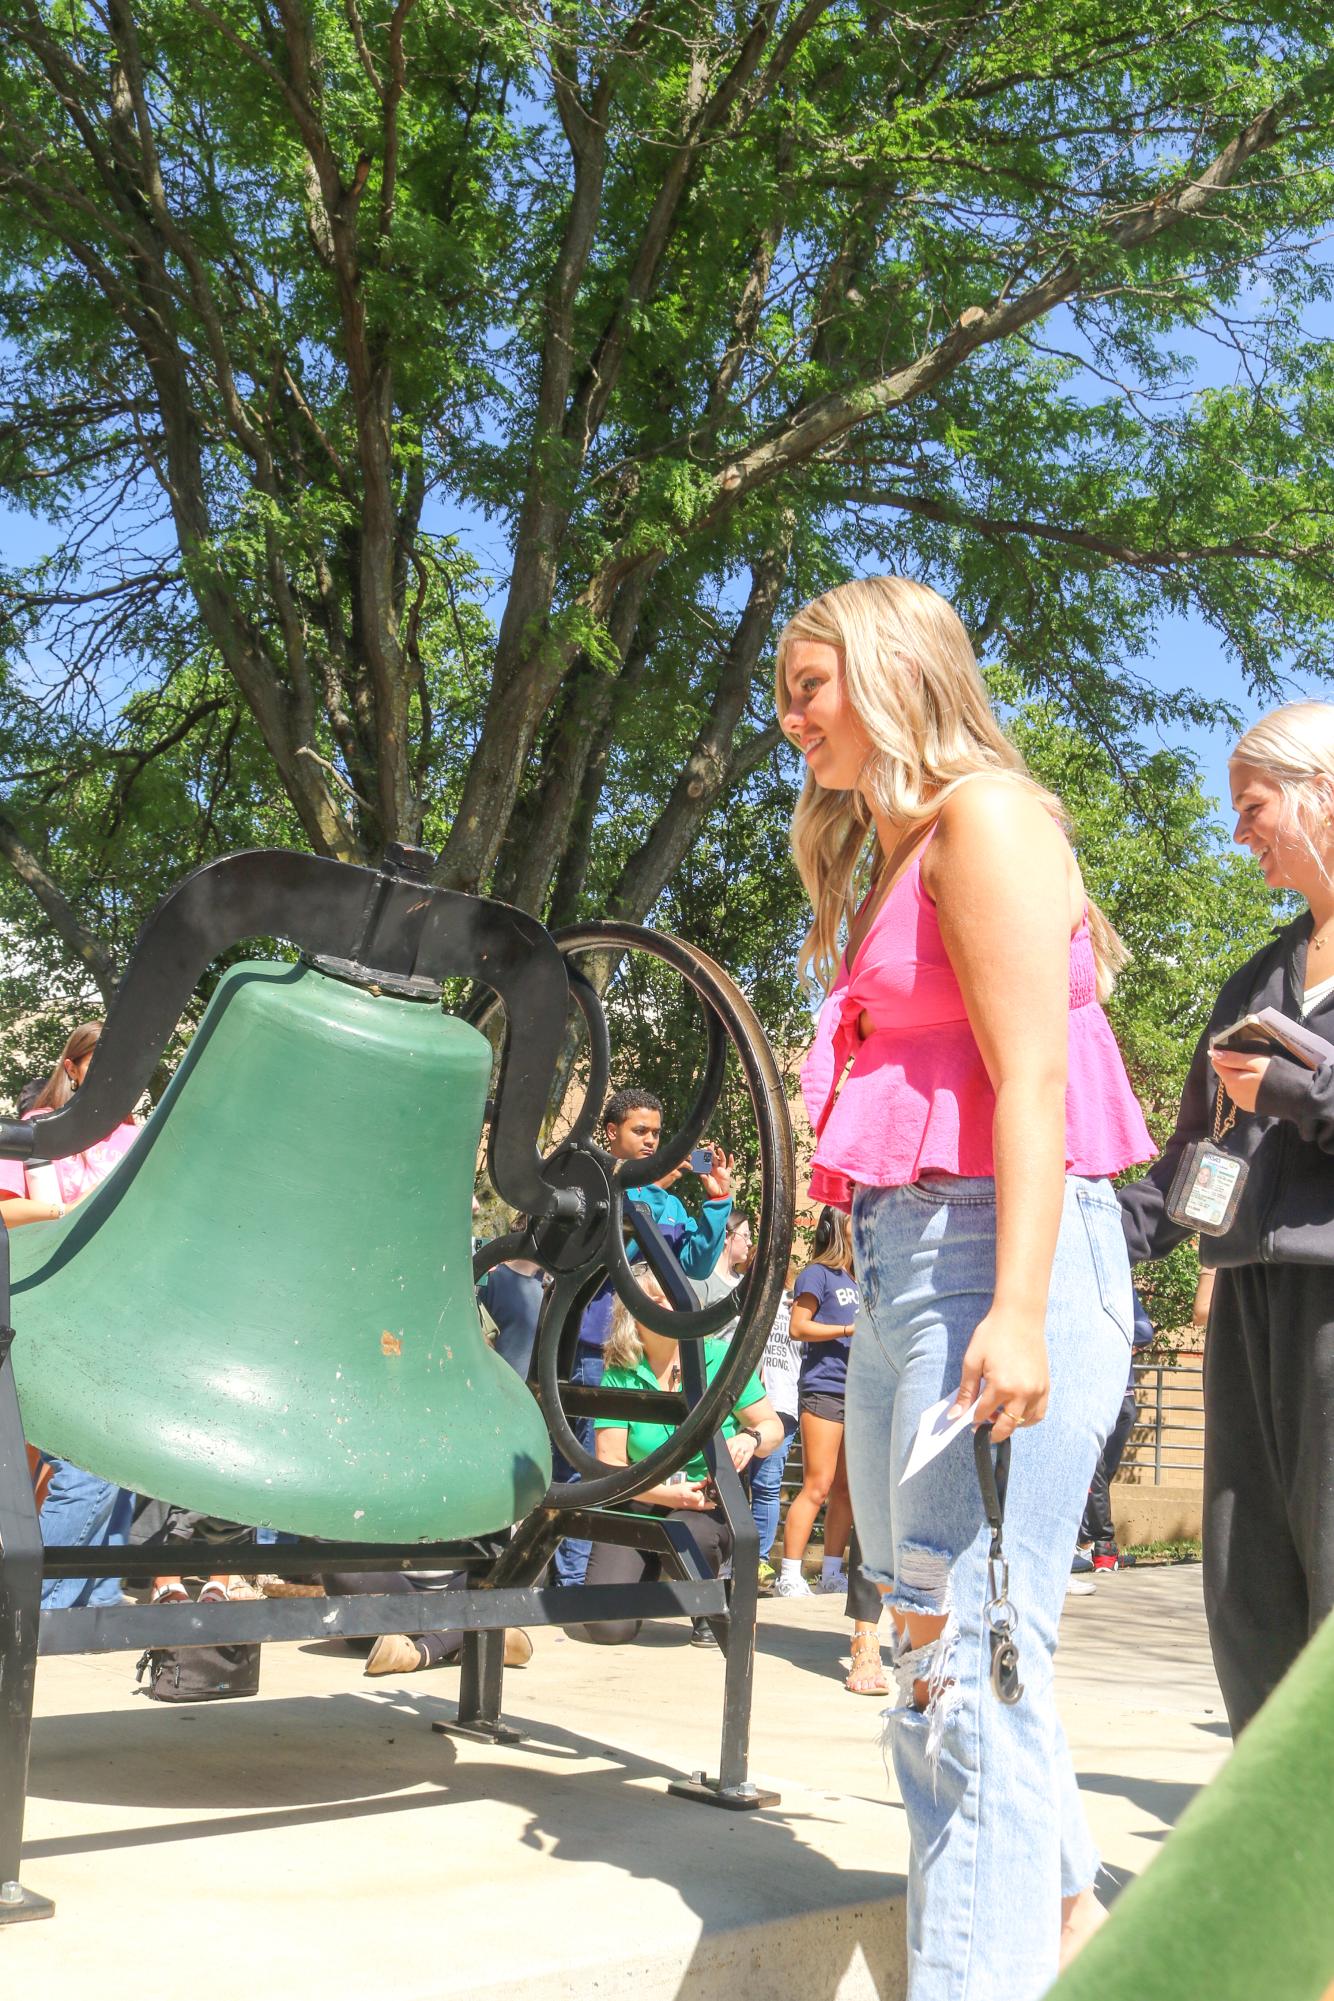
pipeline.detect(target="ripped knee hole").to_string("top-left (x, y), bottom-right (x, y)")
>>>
top-left (885, 1543), bottom-right (960, 1744)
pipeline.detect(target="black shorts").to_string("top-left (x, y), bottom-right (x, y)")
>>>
top-left (799, 1390), bottom-right (846, 1423)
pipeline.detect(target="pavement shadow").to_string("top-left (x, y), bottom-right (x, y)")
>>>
top-left (25, 1687), bottom-right (463, 1813)
top-left (406, 1701), bottom-right (907, 2001)
top-left (24, 1681), bottom-right (906, 1998)
top-left (1077, 1768), bottom-right (1202, 1829)
top-left (754, 1610), bottom-right (864, 1680)
top-left (1053, 1574), bottom-right (1218, 1701)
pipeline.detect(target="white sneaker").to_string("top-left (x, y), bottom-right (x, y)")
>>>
top-left (773, 1572), bottom-right (812, 1598)
top-left (1066, 1578), bottom-right (1096, 1597)
top-left (813, 1571), bottom-right (849, 1595)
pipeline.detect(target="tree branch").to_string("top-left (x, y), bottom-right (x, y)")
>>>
top-left (565, 0), bottom-right (834, 461)
top-left (605, 539), bottom-right (791, 924)
top-left (0, 806), bottom-right (118, 1004)
top-left (840, 486), bottom-right (1334, 570)
top-left (708, 80), bottom-right (1326, 508)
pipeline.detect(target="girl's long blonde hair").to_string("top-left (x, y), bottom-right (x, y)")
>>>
top-left (1232, 701), bottom-right (1334, 882)
top-left (776, 576), bottom-right (1127, 998)
top-left (605, 1295), bottom-right (646, 1370)
top-left (605, 1263), bottom-right (673, 1370)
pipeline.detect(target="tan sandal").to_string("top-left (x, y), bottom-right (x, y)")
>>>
top-left (845, 1628), bottom-right (887, 1695)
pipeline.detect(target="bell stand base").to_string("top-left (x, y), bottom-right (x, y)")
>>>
top-left (0, 1881), bottom-right (55, 1925)
top-left (666, 1772), bottom-right (780, 1812)
top-left (431, 1715), bottom-right (526, 1748)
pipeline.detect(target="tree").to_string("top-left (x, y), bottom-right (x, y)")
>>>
top-left (2, 0), bottom-right (1334, 1002)
top-left (0, 652), bottom-right (296, 1097)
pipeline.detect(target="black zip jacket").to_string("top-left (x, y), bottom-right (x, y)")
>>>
top-left (1120, 913), bottom-right (1334, 1269)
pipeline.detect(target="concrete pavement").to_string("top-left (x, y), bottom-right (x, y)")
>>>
top-left (3, 1566), bottom-right (1227, 2001)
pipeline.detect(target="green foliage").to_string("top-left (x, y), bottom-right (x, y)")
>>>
top-left (1122, 1539), bottom-right (1203, 1564)
top-left (0, 0), bottom-right (1327, 1154)
top-left (0, 655), bottom-right (297, 1101)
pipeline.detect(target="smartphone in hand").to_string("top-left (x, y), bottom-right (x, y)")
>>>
top-left (1210, 1020), bottom-right (1277, 1056)
top-left (1210, 1008), bottom-right (1334, 1069)
top-left (689, 1145), bottom-right (713, 1174)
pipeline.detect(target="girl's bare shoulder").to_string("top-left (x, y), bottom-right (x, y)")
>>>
top-left (928, 777), bottom-right (1060, 858)
top-left (925, 778), bottom-right (1078, 909)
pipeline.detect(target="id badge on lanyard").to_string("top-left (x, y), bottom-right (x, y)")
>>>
top-left (1165, 1083), bottom-right (1249, 1236)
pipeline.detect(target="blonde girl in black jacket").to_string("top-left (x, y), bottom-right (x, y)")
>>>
top-left (1121, 702), bottom-right (1334, 1735)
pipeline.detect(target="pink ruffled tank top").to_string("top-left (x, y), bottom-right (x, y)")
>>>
top-left (801, 838), bottom-right (1155, 1209)
top-left (26, 1107), bottom-right (140, 1208)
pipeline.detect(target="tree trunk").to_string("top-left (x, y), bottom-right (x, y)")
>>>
top-left (606, 547), bottom-right (790, 923)
top-left (0, 811), bottom-right (119, 1006)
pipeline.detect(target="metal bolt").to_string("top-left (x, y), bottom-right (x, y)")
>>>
top-left (0, 1881), bottom-right (24, 1906)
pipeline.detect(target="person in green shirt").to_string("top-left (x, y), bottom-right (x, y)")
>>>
top-left (582, 1265), bottom-right (783, 1647)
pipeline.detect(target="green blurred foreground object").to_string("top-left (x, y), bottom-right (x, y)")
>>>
top-left (10, 960), bottom-right (552, 1541)
top-left (1049, 1611), bottom-right (1334, 2001)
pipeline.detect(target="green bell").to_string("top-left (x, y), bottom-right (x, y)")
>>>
top-left (9, 960), bottom-right (552, 1541)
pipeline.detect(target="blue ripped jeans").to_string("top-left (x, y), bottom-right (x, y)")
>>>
top-left (551, 1348), bottom-right (604, 1588)
top-left (845, 1174), bottom-right (1131, 2001)
top-left (747, 1409), bottom-right (798, 1558)
top-left (39, 1459), bottom-right (135, 1609)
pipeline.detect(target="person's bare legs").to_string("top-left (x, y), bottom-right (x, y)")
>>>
top-left (823, 1441), bottom-right (854, 1567)
top-left (782, 1412), bottom-right (845, 1561)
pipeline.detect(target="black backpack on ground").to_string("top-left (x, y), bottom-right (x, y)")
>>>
top-left (135, 1643), bottom-right (261, 1702)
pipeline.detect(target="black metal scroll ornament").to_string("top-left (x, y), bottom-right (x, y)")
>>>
top-left (470, 923), bottom-right (795, 1513)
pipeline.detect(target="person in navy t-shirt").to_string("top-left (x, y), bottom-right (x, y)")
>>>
top-left (774, 1207), bottom-right (860, 1598)
top-left (793, 1260), bottom-right (857, 1396)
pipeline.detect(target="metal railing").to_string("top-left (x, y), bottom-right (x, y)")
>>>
top-left (777, 1357), bottom-right (1206, 1502)
top-left (1125, 1357), bottom-right (1205, 1486)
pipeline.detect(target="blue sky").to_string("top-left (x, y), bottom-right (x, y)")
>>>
top-left (0, 487), bottom-right (1292, 840)
top-left (1124, 616), bottom-right (1254, 828)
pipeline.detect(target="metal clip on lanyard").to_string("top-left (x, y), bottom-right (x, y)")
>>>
top-left (974, 1423), bottom-right (1024, 1706)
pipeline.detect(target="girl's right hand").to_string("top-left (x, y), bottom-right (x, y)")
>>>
top-left (948, 1306), bottom-right (1050, 1443)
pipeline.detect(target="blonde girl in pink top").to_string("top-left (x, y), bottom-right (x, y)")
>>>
top-left (779, 576), bottom-right (1153, 2001)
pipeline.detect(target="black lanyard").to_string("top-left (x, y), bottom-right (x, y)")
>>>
top-left (974, 1423), bottom-right (1023, 1705)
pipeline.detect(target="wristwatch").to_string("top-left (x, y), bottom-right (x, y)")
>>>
top-left (739, 1425), bottom-right (762, 1451)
